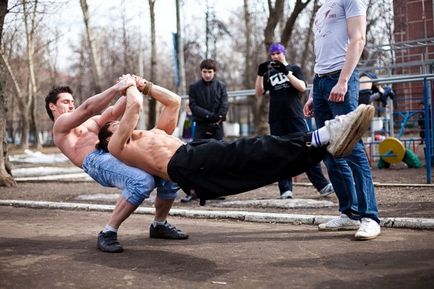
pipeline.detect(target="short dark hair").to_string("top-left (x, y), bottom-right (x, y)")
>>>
top-left (45, 86), bottom-right (73, 121)
top-left (200, 59), bottom-right (217, 71)
top-left (96, 121), bottom-right (114, 152)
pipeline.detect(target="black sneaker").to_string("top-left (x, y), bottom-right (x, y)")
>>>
top-left (97, 231), bottom-right (123, 253)
top-left (149, 221), bottom-right (189, 239)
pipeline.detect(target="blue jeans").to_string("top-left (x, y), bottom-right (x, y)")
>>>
top-left (270, 118), bottom-right (330, 194)
top-left (82, 150), bottom-right (179, 206)
top-left (313, 70), bottom-right (380, 223)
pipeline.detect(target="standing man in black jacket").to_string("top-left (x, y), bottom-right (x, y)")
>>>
top-left (181, 59), bottom-right (229, 203)
top-left (188, 59), bottom-right (229, 141)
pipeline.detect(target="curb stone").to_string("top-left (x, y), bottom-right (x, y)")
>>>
top-left (1, 199), bottom-right (434, 230)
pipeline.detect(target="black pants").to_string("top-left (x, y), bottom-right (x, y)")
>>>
top-left (167, 132), bottom-right (327, 203)
top-left (270, 118), bottom-right (329, 194)
top-left (358, 89), bottom-right (372, 105)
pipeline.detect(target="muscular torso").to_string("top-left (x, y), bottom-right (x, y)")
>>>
top-left (114, 129), bottom-right (184, 180)
top-left (53, 116), bottom-right (100, 167)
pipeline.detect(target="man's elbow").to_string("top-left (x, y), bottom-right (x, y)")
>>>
top-left (169, 93), bottom-right (181, 108)
top-left (255, 84), bottom-right (264, 96)
top-left (354, 35), bottom-right (366, 52)
top-left (174, 93), bottom-right (182, 105)
top-left (132, 101), bottom-right (142, 113)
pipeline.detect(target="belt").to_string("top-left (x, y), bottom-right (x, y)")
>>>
top-left (315, 70), bottom-right (341, 78)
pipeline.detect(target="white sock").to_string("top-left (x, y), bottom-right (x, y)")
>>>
top-left (103, 224), bottom-right (118, 233)
top-left (153, 220), bottom-right (166, 227)
top-left (311, 126), bottom-right (330, 147)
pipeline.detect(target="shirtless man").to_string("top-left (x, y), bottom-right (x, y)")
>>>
top-left (45, 75), bottom-right (187, 253)
top-left (97, 80), bottom-right (375, 208)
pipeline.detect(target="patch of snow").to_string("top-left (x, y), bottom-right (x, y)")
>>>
top-left (12, 167), bottom-right (83, 177)
top-left (10, 149), bottom-right (69, 164)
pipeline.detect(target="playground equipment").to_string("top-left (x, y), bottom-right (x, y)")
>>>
top-left (360, 74), bottom-right (433, 183)
top-left (377, 137), bottom-right (422, 168)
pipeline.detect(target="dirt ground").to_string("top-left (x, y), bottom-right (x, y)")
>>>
top-left (1, 206), bottom-right (434, 289)
top-left (1, 146), bottom-right (434, 289)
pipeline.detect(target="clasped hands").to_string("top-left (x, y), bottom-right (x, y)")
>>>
top-left (257, 60), bottom-right (290, 76)
top-left (117, 74), bottom-right (152, 96)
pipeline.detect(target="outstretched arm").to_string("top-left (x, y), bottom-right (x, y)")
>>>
top-left (108, 86), bottom-right (143, 156)
top-left (135, 77), bottom-right (181, 134)
top-left (96, 96), bottom-right (127, 126)
top-left (54, 76), bottom-right (135, 134)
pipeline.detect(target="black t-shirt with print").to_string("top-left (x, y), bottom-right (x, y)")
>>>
top-left (263, 64), bottom-right (305, 121)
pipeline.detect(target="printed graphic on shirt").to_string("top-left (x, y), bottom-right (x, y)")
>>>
top-left (270, 73), bottom-right (289, 87)
top-left (314, 1), bottom-right (337, 38)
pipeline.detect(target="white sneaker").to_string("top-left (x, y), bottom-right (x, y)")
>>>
top-left (318, 214), bottom-right (361, 231)
top-left (319, 183), bottom-right (334, 197)
top-left (280, 190), bottom-right (293, 199)
top-left (326, 104), bottom-right (375, 157)
top-left (355, 218), bottom-right (381, 240)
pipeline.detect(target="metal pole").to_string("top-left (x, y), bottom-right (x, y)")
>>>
top-left (423, 77), bottom-right (432, 183)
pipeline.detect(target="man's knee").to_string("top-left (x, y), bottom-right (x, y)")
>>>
top-left (122, 177), bottom-right (156, 206)
top-left (156, 180), bottom-right (180, 200)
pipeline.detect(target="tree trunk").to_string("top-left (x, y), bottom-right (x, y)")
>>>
top-left (175, 0), bottom-right (186, 96)
top-left (243, 0), bottom-right (258, 135)
top-left (147, 0), bottom-right (157, 129)
top-left (80, 0), bottom-right (102, 93)
top-left (263, 0), bottom-right (284, 55)
top-left (256, 0), bottom-right (285, 134)
top-left (300, 0), bottom-right (318, 72)
top-left (205, 0), bottom-right (210, 59)
top-left (0, 48), bottom-right (31, 149)
top-left (0, 0), bottom-right (16, 186)
top-left (121, 4), bottom-right (130, 73)
top-left (280, 0), bottom-right (311, 47)
top-left (243, 0), bottom-right (253, 89)
top-left (24, 0), bottom-right (41, 149)
top-left (31, 100), bottom-right (42, 149)
top-left (255, 93), bottom-right (270, 136)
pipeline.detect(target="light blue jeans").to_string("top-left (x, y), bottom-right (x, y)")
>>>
top-left (82, 150), bottom-right (179, 206)
top-left (313, 70), bottom-right (380, 223)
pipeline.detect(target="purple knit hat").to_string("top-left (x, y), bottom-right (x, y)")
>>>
top-left (269, 43), bottom-right (286, 54)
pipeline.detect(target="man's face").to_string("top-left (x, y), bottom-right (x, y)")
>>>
top-left (50, 93), bottom-right (75, 117)
top-left (104, 121), bottom-right (120, 144)
top-left (270, 52), bottom-right (285, 63)
top-left (201, 68), bottom-right (215, 82)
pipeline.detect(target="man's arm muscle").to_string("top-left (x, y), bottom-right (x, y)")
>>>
top-left (152, 85), bottom-right (181, 134)
top-left (97, 96), bottom-right (127, 127)
top-left (109, 87), bottom-right (142, 155)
